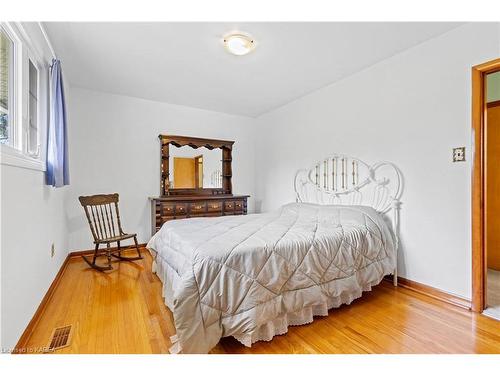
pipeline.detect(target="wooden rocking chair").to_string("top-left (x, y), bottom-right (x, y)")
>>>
top-left (79, 193), bottom-right (142, 271)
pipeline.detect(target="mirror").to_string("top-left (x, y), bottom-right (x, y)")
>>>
top-left (169, 146), bottom-right (222, 189)
top-left (159, 135), bottom-right (234, 196)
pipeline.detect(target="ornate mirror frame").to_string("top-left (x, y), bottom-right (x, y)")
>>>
top-left (159, 134), bottom-right (234, 196)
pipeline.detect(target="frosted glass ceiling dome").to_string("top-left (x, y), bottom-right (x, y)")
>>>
top-left (223, 33), bottom-right (255, 56)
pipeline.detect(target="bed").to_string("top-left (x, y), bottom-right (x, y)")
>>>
top-left (147, 155), bottom-right (402, 353)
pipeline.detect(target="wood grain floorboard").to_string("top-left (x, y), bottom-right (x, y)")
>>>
top-left (21, 249), bottom-right (500, 354)
top-left (484, 268), bottom-right (500, 320)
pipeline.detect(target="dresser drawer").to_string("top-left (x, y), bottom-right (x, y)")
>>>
top-left (234, 200), bottom-right (244, 212)
top-left (207, 201), bottom-right (223, 212)
top-left (161, 203), bottom-right (175, 216)
top-left (175, 203), bottom-right (188, 214)
top-left (190, 202), bottom-right (207, 213)
top-left (224, 201), bottom-right (235, 211)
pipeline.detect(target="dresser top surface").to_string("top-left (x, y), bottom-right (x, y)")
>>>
top-left (149, 194), bottom-right (250, 202)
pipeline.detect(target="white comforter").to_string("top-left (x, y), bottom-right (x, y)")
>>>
top-left (147, 202), bottom-right (396, 353)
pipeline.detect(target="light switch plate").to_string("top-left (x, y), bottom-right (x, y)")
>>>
top-left (453, 147), bottom-right (466, 162)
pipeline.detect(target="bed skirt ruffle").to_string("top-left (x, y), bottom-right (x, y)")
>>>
top-left (232, 279), bottom-right (379, 348)
top-left (149, 248), bottom-right (389, 354)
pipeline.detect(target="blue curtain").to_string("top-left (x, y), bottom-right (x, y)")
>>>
top-left (46, 59), bottom-right (69, 187)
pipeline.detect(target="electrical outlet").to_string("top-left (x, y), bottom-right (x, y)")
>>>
top-left (453, 147), bottom-right (466, 162)
top-left (51, 243), bottom-right (55, 258)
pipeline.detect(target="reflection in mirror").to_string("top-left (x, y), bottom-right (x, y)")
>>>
top-left (169, 146), bottom-right (222, 189)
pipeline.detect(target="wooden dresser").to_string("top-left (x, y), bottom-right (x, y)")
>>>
top-left (150, 135), bottom-right (250, 235)
top-left (150, 194), bottom-right (249, 234)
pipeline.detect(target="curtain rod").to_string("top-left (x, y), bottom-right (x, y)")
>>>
top-left (37, 22), bottom-right (57, 60)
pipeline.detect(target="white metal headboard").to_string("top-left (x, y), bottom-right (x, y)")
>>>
top-left (294, 154), bottom-right (403, 286)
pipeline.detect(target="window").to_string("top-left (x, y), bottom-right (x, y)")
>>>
top-left (0, 27), bottom-right (13, 145)
top-left (0, 22), bottom-right (45, 171)
top-left (28, 59), bottom-right (39, 156)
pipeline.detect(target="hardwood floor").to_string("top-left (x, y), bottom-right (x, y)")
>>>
top-left (484, 269), bottom-right (500, 320)
top-left (22, 249), bottom-right (500, 354)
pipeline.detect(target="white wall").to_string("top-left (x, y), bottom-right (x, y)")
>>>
top-left (66, 87), bottom-right (256, 251)
top-left (254, 23), bottom-right (500, 299)
top-left (0, 23), bottom-right (69, 350)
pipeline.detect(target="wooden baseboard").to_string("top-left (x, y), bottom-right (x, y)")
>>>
top-left (385, 275), bottom-right (472, 310)
top-left (14, 244), bottom-right (146, 353)
top-left (13, 255), bottom-right (71, 353)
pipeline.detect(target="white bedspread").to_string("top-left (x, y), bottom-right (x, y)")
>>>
top-left (147, 202), bottom-right (396, 353)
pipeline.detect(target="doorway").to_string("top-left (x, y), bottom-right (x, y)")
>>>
top-left (484, 72), bottom-right (500, 319)
top-left (471, 58), bottom-right (500, 314)
top-left (173, 157), bottom-right (196, 188)
top-left (194, 155), bottom-right (204, 188)
top-left (173, 155), bottom-right (204, 188)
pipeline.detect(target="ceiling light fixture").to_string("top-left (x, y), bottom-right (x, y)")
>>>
top-left (223, 33), bottom-right (255, 56)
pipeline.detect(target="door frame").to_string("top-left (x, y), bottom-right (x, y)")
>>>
top-left (471, 58), bottom-right (500, 312)
top-left (194, 154), bottom-right (203, 188)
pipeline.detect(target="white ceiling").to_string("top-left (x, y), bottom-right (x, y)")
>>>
top-left (44, 22), bottom-right (463, 117)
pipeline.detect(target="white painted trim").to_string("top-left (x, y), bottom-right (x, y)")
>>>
top-left (37, 22), bottom-right (56, 61)
top-left (0, 22), bottom-right (47, 169)
top-left (0, 23), bottom-right (21, 150)
top-left (26, 52), bottom-right (42, 159)
top-left (13, 22), bottom-right (46, 66)
top-left (0, 144), bottom-right (45, 171)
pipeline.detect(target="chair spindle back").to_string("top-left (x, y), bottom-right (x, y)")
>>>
top-left (79, 193), bottom-right (124, 242)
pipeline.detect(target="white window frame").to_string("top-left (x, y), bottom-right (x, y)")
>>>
top-left (0, 23), bottom-right (19, 150)
top-left (0, 22), bottom-right (46, 172)
top-left (26, 50), bottom-right (42, 159)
